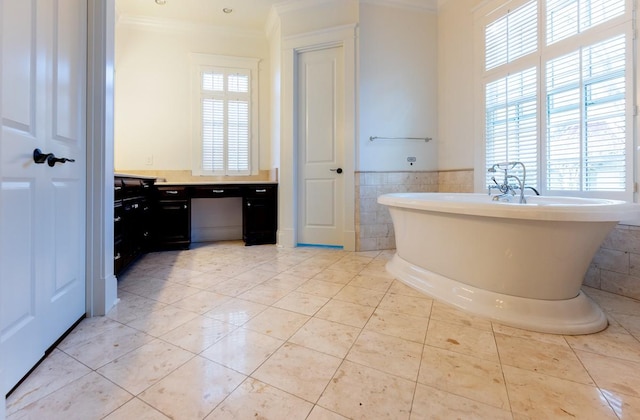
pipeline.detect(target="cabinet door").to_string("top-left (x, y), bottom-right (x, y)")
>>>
top-left (243, 196), bottom-right (277, 245)
top-left (155, 200), bottom-right (191, 249)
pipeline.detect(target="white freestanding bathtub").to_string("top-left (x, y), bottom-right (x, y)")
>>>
top-left (378, 193), bottom-right (639, 335)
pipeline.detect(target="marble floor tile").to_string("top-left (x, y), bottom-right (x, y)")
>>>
top-left (139, 356), bottom-right (245, 420)
top-left (314, 299), bottom-right (376, 328)
top-left (106, 291), bottom-right (168, 324)
top-left (386, 280), bottom-right (427, 298)
top-left (491, 322), bottom-right (570, 346)
top-left (346, 329), bottom-right (422, 381)
top-left (418, 345), bottom-right (510, 410)
top-left (252, 342), bottom-right (342, 402)
top-left (576, 350), bottom-right (640, 398)
top-left (289, 317), bottom-right (360, 358)
top-left (60, 322), bottom-right (154, 370)
top-left (170, 290), bottom-right (232, 314)
top-left (200, 328), bottom-right (284, 375)
top-left (6, 350), bottom-right (91, 415)
top-left (565, 321), bottom-right (640, 363)
top-left (317, 360), bottom-right (415, 420)
top-left (103, 398), bottom-right (169, 419)
top-left (242, 306), bottom-right (310, 340)
top-left (273, 291), bottom-right (330, 316)
top-left (347, 273), bottom-right (394, 292)
top-left (7, 242), bottom-right (640, 420)
top-left (601, 391), bottom-right (640, 419)
top-left (364, 308), bottom-right (429, 343)
top-left (159, 315), bottom-right (236, 353)
top-left (503, 365), bottom-right (618, 419)
top-left (207, 378), bottom-right (313, 419)
top-left (237, 284), bottom-right (291, 305)
top-left (495, 332), bottom-right (594, 385)
top-left (425, 319), bottom-right (500, 362)
top-left (96, 339), bottom-right (194, 395)
top-left (7, 372), bottom-right (131, 420)
top-left (261, 272), bottom-right (309, 291)
top-left (126, 305), bottom-right (200, 337)
top-left (430, 300), bottom-right (494, 331)
top-left (295, 279), bottom-right (346, 298)
top-left (306, 405), bottom-right (350, 420)
top-left (311, 268), bottom-right (357, 285)
top-left (376, 292), bottom-right (433, 318)
top-left (332, 285), bottom-right (385, 307)
top-left (202, 297), bottom-right (267, 326)
top-left (411, 383), bottom-right (513, 420)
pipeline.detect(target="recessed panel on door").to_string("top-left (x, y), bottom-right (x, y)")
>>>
top-left (1, 0), bottom-right (35, 133)
top-left (305, 179), bottom-right (336, 227)
top-left (305, 60), bottom-right (336, 164)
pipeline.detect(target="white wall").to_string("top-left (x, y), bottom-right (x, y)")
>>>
top-left (114, 20), bottom-right (271, 171)
top-left (437, 0), bottom-right (478, 171)
top-left (278, 0), bottom-right (358, 37)
top-left (358, 2), bottom-right (438, 171)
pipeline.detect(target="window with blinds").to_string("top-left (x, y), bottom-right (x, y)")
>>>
top-left (200, 68), bottom-right (251, 175)
top-left (481, 0), bottom-right (631, 198)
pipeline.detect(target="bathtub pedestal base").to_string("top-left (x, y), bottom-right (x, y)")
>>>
top-left (387, 254), bottom-right (608, 335)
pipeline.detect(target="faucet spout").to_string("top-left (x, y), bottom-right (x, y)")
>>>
top-left (487, 161), bottom-right (528, 204)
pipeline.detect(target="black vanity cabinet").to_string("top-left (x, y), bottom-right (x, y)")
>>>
top-left (114, 176), bottom-right (155, 275)
top-left (243, 184), bottom-right (277, 245)
top-left (154, 186), bottom-right (191, 249)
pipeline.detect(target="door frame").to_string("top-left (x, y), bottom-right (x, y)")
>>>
top-left (280, 24), bottom-right (357, 251)
top-left (86, 0), bottom-right (117, 317)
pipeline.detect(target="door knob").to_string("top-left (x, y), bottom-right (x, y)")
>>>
top-left (33, 149), bottom-right (75, 167)
top-left (330, 167), bottom-right (343, 174)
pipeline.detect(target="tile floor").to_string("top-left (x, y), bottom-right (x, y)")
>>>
top-left (6, 241), bottom-right (640, 419)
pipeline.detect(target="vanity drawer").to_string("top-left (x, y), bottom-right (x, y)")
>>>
top-left (191, 186), bottom-right (241, 198)
top-left (156, 186), bottom-right (188, 199)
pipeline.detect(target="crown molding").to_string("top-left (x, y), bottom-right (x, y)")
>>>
top-left (359, 0), bottom-right (437, 13)
top-left (117, 14), bottom-right (266, 39)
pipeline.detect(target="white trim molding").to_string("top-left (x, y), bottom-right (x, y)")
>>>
top-left (87, 0), bottom-right (117, 316)
top-left (360, 0), bottom-right (438, 13)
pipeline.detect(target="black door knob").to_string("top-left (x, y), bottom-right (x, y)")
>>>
top-left (330, 167), bottom-right (343, 174)
top-left (33, 149), bottom-right (75, 167)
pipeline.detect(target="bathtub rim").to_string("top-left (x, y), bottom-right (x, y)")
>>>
top-left (386, 253), bottom-right (608, 335)
top-left (378, 192), bottom-right (638, 222)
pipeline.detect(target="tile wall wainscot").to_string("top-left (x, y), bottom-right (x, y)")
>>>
top-left (355, 169), bottom-right (473, 252)
top-left (585, 224), bottom-right (640, 301)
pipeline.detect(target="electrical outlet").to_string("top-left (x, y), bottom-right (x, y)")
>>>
top-left (145, 155), bottom-right (153, 165)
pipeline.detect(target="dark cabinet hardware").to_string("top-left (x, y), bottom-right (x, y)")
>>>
top-left (330, 167), bottom-right (343, 174)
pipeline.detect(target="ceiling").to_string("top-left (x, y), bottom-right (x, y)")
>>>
top-left (116, 0), bottom-right (283, 31)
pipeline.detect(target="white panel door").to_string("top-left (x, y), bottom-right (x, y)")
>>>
top-left (0, 0), bottom-right (87, 394)
top-left (297, 47), bottom-right (344, 246)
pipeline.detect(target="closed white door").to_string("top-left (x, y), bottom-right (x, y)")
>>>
top-left (0, 0), bottom-right (87, 394)
top-left (297, 46), bottom-right (345, 246)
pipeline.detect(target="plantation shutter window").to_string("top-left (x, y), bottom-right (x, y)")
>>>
top-left (199, 69), bottom-right (251, 175)
top-left (480, 0), bottom-right (631, 199)
top-left (484, 0), bottom-right (539, 188)
top-left (546, 35), bottom-right (626, 191)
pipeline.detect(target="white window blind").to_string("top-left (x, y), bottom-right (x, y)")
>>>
top-left (485, 0), bottom-right (538, 70)
top-left (200, 69), bottom-right (251, 175)
top-left (481, 0), bottom-right (630, 198)
top-left (546, 0), bottom-right (626, 45)
top-left (546, 34), bottom-right (626, 191)
top-left (486, 68), bottom-right (538, 187)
